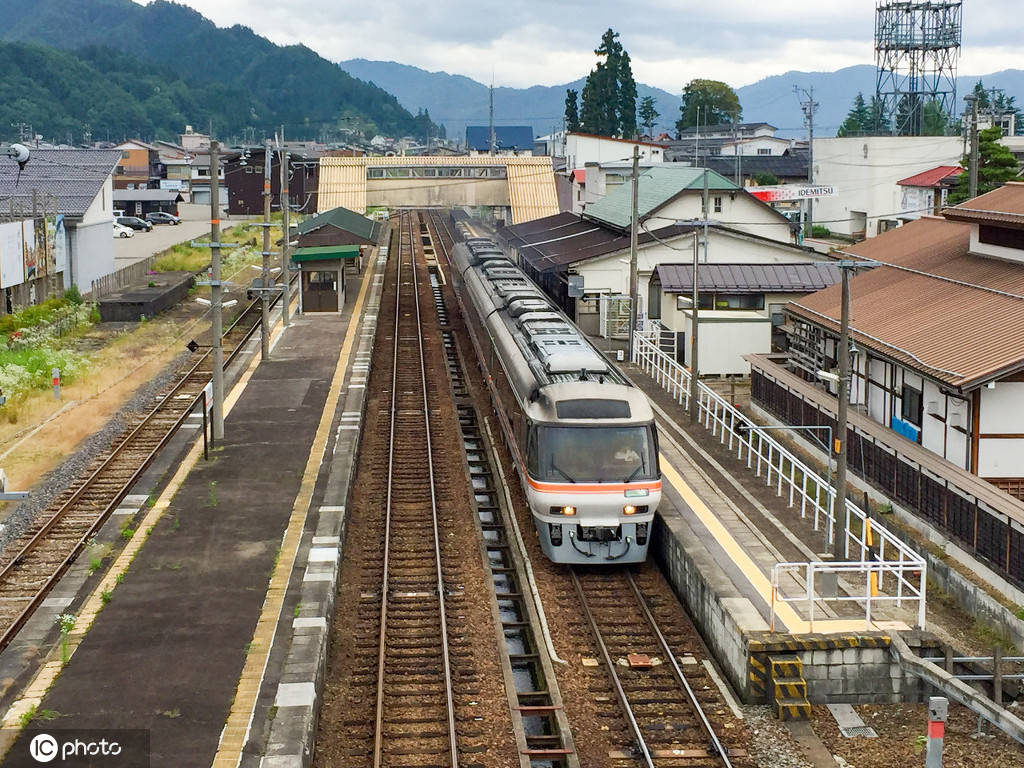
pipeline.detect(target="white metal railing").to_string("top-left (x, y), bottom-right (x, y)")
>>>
top-left (771, 558), bottom-right (926, 632)
top-left (632, 330), bottom-right (927, 629)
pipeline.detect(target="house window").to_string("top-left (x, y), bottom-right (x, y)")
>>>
top-left (901, 384), bottom-right (923, 427)
top-left (713, 196), bottom-right (722, 213)
top-left (757, 148), bottom-right (772, 155)
top-left (697, 292), bottom-right (764, 310)
top-left (122, 151), bottom-right (131, 159)
top-left (979, 224), bottom-right (1024, 251)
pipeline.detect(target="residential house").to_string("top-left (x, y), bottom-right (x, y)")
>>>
top-left (765, 183), bottom-right (1024, 496)
top-left (662, 122), bottom-right (781, 163)
top-left (466, 126), bottom-right (535, 156)
top-left (0, 148), bottom-right (122, 305)
top-left (154, 140), bottom-right (191, 199)
top-left (565, 133), bottom-right (663, 171)
top-left (648, 262), bottom-right (841, 374)
top-left (223, 147), bottom-right (320, 216)
top-left (897, 166), bottom-right (963, 220)
top-left (179, 125), bottom-right (210, 153)
top-left (113, 189), bottom-right (183, 218)
top-left (811, 136), bottom-right (962, 239)
top-left (113, 140), bottom-right (162, 190)
top-left (502, 166), bottom-right (807, 341)
top-left (188, 150), bottom-right (224, 207)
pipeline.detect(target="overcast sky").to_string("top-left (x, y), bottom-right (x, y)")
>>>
top-left (154, 1), bottom-right (1023, 91)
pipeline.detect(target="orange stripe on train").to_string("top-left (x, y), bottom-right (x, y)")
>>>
top-left (526, 479), bottom-right (662, 494)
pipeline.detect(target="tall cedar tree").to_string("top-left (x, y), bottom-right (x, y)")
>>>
top-left (618, 51), bottom-right (638, 138)
top-left (948, 125), bottom-right (1020, 204)
top-left (638, 96), bottom-right (660, 137)
top-left (579, 29), bottom-right (637, 137)
top-left (564, 88), bottom-right (580, 132)
top-left (675, 79), bottom-right (741, 136)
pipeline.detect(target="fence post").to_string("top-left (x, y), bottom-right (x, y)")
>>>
top-left (926, 697), bottom-right (947, 768)
top-left (993, 645), bottom-right (1003, 705)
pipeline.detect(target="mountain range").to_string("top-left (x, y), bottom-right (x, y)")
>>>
top-left (0, 0), bottom-right (433, 142)
top-left (341, 59), bottom-right (1024, 141)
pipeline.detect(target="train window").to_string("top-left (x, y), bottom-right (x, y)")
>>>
top-left (555, 399), bottom-right (630, 419)
top-left (534, 425), bottom-right (655, 483)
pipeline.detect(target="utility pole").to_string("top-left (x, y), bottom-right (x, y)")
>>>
top-left (489, 82), bottom-right (496, 157)
top-left (627, 144), bottom-right (639, 363)
top-left (210, 140), bottom-right (225, 441)
top-left (260, 138), bottom-right (272, 360)
top-left (690, 169), bottom-right (708, 423)
top-left (795, 86), bottom-right (819, 237)
top-left (832, 265), bottom-right (852, 560)
top-left (966, 93), bottom-right (979, 199)
top-left (694, 106), bottom-right (700, 166)
top-left (279, 137), bottom-right (291, 328)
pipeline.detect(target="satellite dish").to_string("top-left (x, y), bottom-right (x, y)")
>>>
top-left (8, 143), bottom-right (29, 170)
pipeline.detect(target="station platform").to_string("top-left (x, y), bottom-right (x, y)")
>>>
top-left (0, 253), bottom-right (384, 767)
top-left (618, 362), bottom-right (920, 705)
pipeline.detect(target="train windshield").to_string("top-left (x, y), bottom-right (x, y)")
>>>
top-left (533, 425), bottom-right (657, 484)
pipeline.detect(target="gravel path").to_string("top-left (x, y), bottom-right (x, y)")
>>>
top-left (0, 349), bottom-right (190, 553)
top-left (743, 706), bottom-right (816, 768)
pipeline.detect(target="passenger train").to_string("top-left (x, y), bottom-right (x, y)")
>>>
top-left (450, 227), bottom-right (661, 564)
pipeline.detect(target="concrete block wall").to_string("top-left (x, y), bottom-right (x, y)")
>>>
top-left (800, 646), bottom-right (905, 703)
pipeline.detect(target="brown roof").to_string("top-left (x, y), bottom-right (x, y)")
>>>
top-left (503, 212), bottom-right (695, 274)
top-left (787, 216), bottom-right (1024, 390)
top-left (942, 182), bottom-right (1024, 229)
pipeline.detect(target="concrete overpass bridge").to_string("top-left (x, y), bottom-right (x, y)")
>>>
top-left (316, 155), bottom-right (560, 224)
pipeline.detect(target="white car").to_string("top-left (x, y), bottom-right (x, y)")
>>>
top-left (113, 222), bottom-right (134, 238)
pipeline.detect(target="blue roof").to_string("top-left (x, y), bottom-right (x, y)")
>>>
top-left (465, 126), bottom-right (535, 152)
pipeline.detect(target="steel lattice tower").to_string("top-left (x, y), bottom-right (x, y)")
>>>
top-left (875, 1), bottom-right (962, 135)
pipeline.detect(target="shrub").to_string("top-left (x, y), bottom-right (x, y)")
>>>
top-left (810, 225), bottom-right (832, 238)
top-left (63, 284), bottom-right (83, 305)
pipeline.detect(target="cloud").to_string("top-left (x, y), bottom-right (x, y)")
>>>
top-left (150, 0), bottom-right (1024, 90)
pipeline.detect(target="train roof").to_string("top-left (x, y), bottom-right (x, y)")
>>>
top-left (525, 381), bottom-right (655, 424)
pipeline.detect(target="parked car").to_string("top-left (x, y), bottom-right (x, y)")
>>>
top-left (113, 209), bottom-right (125, 218)
top-left (117, 216), bottom-right (153, 232)
top-left (113, 223), bottom-right (134, 238)
top-left (145, 211), bottom-right (181, 225)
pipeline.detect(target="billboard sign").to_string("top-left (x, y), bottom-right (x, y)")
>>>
top-left (746, 184), bottom-right (838, 203)
top-left (160, 179), bottom-right (183, 191)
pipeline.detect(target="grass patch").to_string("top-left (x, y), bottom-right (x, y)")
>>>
top-left (88, 557), bottom-right (102, 574)
top-left (115, 572), bottom-right (124, 585)
top-left (293, 602), bottom-right (302, 618)
top-left (18, 706), bottom-right (61, 728)
top-left (100, 590), bottom-right (112, 605)
top-left (120, 523), bottom-right (135, 541)
top-left (160, 708), bottom-right (181, 719)
top-left (207, 481), bottom-right (218, 507)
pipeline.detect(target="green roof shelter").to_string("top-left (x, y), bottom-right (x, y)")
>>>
top-left (291, 245), bottom-right (362, 313)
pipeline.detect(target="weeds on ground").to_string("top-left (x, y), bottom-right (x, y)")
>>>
top-left (293, 602), bottom-right (302, 618)
top-left (56, 613), bottom-right (76, 663)
top-left (100, 590), bottom-right (112, 605)
top-left (18, 706), bottom-right (61, 728)
top-left (207, 481), bottom-right (218, 508)
top-left (88, 557), bottom-right (102, 574)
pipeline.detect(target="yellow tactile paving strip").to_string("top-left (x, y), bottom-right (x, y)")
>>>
top-left (660, 456), bottom-right (890, 635)
top-left (0, 318), bottom-right (285, 753)
top-left (210, 258), bottom-right (375, 768)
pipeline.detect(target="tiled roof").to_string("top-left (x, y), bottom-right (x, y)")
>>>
top-left (113, 189), bottom-right (183, 202)
top-left (582, 166), bottom-right (739, 230)
top-left (296, 205), bottom-right (381, 243)
top-left (0, 148), bottom-right (121, 218)
top-left (897, 166), bottom-right (963, 188)
top-left (465, 126), bottom-right (535, 152)
top-left (942, 182), bottom-right (1024, 228)
top-left (653, 262), bottom-right (842, 294)
top-left (504, 211), bottom-right (695, 274)
top-left (788, 216), bottom-right (1024, 389)
top-left (704, 153), bottom-right (809, 179)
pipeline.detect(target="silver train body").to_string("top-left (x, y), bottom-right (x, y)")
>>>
top-left (450, 230), bottom-right (661, 564)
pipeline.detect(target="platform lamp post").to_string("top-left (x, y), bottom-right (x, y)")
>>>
top-left (210, 139), bottom-right (225, 441)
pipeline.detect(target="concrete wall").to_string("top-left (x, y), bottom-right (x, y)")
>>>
top-left (72, 219), bottom-right (115, 292)
top-left (566, 134), bottom-right (663, 171)
top-left (979, 381), bottom-right (1024, 478)
top-left (657, 192), bottom-right (794, 244)
top-left (812, 136), bottom-right (961, 238)
top-left (800, 645), bottom-right (907, 703)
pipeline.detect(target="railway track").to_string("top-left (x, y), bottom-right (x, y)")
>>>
top-left (571, 568), bottom-right (733, 767)
top-left (372, 213), bottom-right (458, 767)
top-left (0, 273), bottom-right (295, 653)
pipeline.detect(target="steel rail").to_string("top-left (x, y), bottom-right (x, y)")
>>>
top-left (625, 570), bottom-right (733, 767)
top-left (570, 568), bottom-right (656, 768)
top-left (0, 272), bottom-right (298, 654)
top-left (373, 213), bottom-right (459, 768)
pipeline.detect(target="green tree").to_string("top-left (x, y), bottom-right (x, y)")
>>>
top-left (921, 100), bottom-right (950, 136)
top-left (836, 92), bottom-right (871, 137)
top-left (578, 28), bottom-right (637, 138)
top-left (948, 125), bottom-right (1020, 204)
top-left (675, 79), bottom-right (741, 135)
top-left (638, 95), bottom-right (659, 136)
top-left (753, 172), bottom-right (779, 186)
top-left (617, 51), bottom-right (638, 138)
top-left (564, 88), bottom-right (579, 133)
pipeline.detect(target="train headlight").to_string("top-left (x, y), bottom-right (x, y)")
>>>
top-left (625, 488), bottom-right (649, 498)
top-left (549, 505), bottom-right (576, 516)
top-left (623, 505), bottom-right (637, 515)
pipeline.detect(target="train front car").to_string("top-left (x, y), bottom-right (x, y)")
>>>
top-left (524, 384), bottom-right (661, 563)
top-left (450, 230), bottom-right (662, 565)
